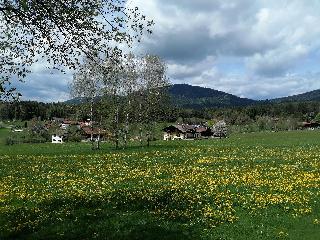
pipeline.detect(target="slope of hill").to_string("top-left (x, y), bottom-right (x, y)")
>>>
top-left (64, 97), bottom-right (86, 105)
top-left (64, 84), bottom-right (320, 109)
top-left (271, 89), bottom-right (320, 103)
top-left (64, 84), bottom-right (258, 108)
top-left (169, 84), bottom-right (257, 108)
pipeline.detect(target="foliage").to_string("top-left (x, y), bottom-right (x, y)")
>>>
top-left (169, 84), bottom-right (257, 109)
top-left (69, 53), bottom-right (170, 148)
top-left (0, 0), bottom-right (153, 99)
top-left (66, 125), bottom-right (83, 142)
top-left (0, 101), bottom-right (75, 121)
top-left (271, 89), bottom-right (320, 103)
top-left (2, 89), bottom-right (320, 137)
top-left (5, 128), bottom-right (49, 145)
top-left (212, 120), bottom-right (227, 138)
top-left (314, 112), bottom-right (320, 123)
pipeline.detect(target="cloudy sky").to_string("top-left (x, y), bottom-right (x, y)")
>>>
top-left (16, 0), bottom-right (320, 102)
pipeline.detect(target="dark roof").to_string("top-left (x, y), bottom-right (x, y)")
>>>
top-left (302, 122), bottom-right (320, 127)
top-left (163, 124), bottom-right (208, 133)
top-left (52, 117), bottom-right (64, 122)
top-left (195, 127), bottom-right (208, 133)
top-left (82, 127), bottom-right (108, 136)
top-left (62, 120), bottom-right (78, 125)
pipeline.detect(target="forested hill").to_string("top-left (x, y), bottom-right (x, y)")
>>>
top-left (63, 84), bottom-right (320, 109)
top-left (169, 84), bottom-right (257, 108)
top-left (271, 89), bottom-right (320, 103)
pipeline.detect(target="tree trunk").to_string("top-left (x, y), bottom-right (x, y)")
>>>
top-left (115, 105), bottom-right (119, 149)
top-left (90, 96), bottom-right (94, 150)
top-left (97, 115), bottom-right (102, 150)
top-left (139, 100), bottom-right (143, 146)
top-left (124, 99), bottom-right (130, 148)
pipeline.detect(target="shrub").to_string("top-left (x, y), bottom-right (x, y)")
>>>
top-left (5, 136), bottom-right (16, 145)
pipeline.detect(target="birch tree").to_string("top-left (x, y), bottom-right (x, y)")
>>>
top-left (122, 53), bottom-right (139, 147)
top-left (140, 55), bottom-right (169, 147)
top-left (70, 57), bottom-right (103, 149)
top-left (101, 55), bottom-right (124, 149)
top-left (0, 0), bottom-right (153, 99)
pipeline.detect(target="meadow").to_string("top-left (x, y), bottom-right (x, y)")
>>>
top-left (0, 131), bottom-right (319, 239)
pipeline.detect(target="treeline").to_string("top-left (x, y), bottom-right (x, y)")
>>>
top-left (2, 99), bottom-right (320, 134)
top-left (175, 101), bottom-right (320, 132)
top-left (209, 101), bottom-right (320, 124)
top-left (0, 101), bottom-right (75, 121)
top-left (2, 99), bottom-right (320, 124)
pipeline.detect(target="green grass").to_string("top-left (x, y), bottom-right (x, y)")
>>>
top-left (0, 131), bottom-right (320, 239)
top-left (0, 128), bottom-right (10, 145)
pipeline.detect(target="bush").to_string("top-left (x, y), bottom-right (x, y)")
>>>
top-left (5, 136), bottom-right (15, 145)
top-left (5, 130), bottom-right (49, 145)
top-left (67, 126), bottom-right (83, 142)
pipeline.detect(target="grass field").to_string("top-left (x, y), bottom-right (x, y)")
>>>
top-left (0, 128), bottom-right (10, 145)
top-left (0, 131), bottom-right (320, 239)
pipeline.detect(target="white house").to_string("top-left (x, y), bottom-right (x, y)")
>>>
top-left (12, 129), bottom-right (23, 132)
top-left (52, 134), bottom-right (64, 143)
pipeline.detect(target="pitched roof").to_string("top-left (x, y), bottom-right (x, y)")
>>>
top-left (164, 124), bottom-right (208, 133)
top-left (82, 127), bottom-right (107, 135)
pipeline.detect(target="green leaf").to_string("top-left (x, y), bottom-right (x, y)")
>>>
top-left (21, 0), bottom-right (28, 11)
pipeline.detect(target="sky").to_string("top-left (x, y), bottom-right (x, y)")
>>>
top-left (14, 0), bottom-right (320, 102)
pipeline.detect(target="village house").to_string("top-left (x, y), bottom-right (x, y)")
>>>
top-left (163, 124), bottom-right (212, 140)
top-left (52, 117), bottom-right (65, 123)
top-left (48, 117), bottom-right (108, 143)
top-left (60, 120), bottom-right (79, 130)
top-left (51, 133), bottom-right (64, 143)
top-left (302, 122), bottom-right (320, 130)
top-left (81, 127), bottom-right (109, 141)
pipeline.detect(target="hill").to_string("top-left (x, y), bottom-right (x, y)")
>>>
top-left (64, 84), bottom-right (320, 109)
top-left (64, 84), bottom-right (258, 108)
top-left (169, 84), bottom-right (257, 108)
top-left (271, 89), bottom-right (320, 103)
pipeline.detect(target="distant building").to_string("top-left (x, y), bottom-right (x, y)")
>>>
top-left (81, 127), bottom-right (109, 141)
top-left (52, 134), bottom-right (64, 143)
top-left (163, 124), bottom-right (212, 140)
top-left (12, 129), bottom-right (23, 132)
top-left (52, 117), bottom-right (65, 123)
top-left (302, 122), bottom-right (320, 130)
top-left (60, 120), bottom-right (79, 130)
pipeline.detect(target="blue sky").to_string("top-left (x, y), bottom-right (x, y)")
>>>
top-left (14, 0), bottom-right (320, 102)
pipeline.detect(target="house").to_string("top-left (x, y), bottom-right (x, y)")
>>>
top-left (163, 124), bottom-right (211, 140)
top-left (78, 121), bottom-right (91, 128)
top-left (81, 127), bottom-right (108, 141)
top-left (52, 134), bottom-right (64, 143)
top-left (60, 120), bottom-right (79, 130)
top-left (12, 129), bottom-right (23, 132)
top-left (302, 122), bottom-right (320, 130)
top-left (52, 117), bottom-right (65, 123)
top-left (163, 125), bottom-right (185, 140)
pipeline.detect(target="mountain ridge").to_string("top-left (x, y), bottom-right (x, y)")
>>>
top-left (168, 84), bottom-right (257, 108)
top-left (65, 84), bottom-right (320, 108)
top-left (270, 89), bottom-right (320, 103)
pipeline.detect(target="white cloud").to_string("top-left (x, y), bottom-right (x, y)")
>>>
top-left (14, 67), bottom-right (73, 102)
top-left (129, 0), bottom-right (320, 99)
top-left (247, 45), bottom-right (310, 77)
